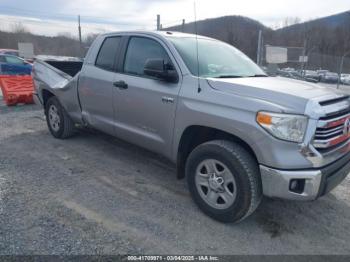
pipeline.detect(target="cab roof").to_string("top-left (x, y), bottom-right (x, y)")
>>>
top-left (101, 30), bottom-right (215, 41)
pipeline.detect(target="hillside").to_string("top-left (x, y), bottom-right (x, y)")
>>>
top-left (165, 11), bottom-right (350, 71)
top-left (165, 15), bottom-right (272, 60)
top-left (277, 11), bottom-right (350, 32)
top-left (272, 11), bottom-right (350, 55)
top-left (269, 11), bottom-right (350, 71)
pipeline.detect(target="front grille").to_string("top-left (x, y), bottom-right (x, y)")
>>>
top-left (313, 96), bottom-right (350, 154)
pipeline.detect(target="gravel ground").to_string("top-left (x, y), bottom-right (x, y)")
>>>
top-left (0, 100), bottom-right (350, 255)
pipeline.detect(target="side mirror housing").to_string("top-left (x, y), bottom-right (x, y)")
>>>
top-left (144, 59), bottom-right (178, 83)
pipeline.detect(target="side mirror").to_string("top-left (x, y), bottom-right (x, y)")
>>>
top-left (144, 59), bottom-right (178, 83)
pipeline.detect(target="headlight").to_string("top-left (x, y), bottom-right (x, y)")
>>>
top-left (256, 112), bottom-right (308, 143)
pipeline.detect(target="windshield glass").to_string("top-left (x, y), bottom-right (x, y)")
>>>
top-left (168, 37), bottom-right (265, 78)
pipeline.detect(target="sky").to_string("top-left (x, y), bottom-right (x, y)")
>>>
top-left (0, 0), bottom-right (349, 38)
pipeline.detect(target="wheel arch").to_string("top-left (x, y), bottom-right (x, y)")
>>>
top-left (175, 125), bottom-right (258, 179)
top-left (42, 89), bottom-right (56, 108)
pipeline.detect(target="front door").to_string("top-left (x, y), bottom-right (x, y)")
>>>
top-left (113, 36), bottom-right (181, 155)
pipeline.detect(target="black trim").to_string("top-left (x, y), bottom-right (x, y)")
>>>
top-left (115, 36), bottom-right (129, 72)
top-left (117, 35), bottom-right (129, 73)
top-left (318, 96), bottom-right (349, 107)
top-left (317, 151), bottom-right (350, 197)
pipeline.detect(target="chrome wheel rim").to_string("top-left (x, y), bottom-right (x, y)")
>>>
top-left (48, 105), bottom-right (60, 132)
top-left (195, 159), bottom-right (237, 209)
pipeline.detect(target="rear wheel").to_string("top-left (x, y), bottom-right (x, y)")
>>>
top-left (45, 96), bottom-right (75, 139)
top-left (186, 140), bottom-right (262, 223)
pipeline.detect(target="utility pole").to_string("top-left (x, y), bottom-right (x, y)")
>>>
top-left (304, 46), bottom-right (316, 74)
top-left (300, 39), bottom-right (307, 77)
top-left (182, 19), bottom-right (185, 32)
top-left (256, 30), bottom-right (262, 65)
top-left (78, 15), bottom-right (82, 55)
top-left (337, 50), bottom-right (350, 89)
top-left (157, 14), bottom-right (160, 31)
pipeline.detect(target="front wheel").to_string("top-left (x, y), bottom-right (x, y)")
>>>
top-left (45, 96), bottom-right (76, 139)
top-left (186, 140), bottom-right (262, 223)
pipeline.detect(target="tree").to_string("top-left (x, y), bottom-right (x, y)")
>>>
top-left (10, 22), bottom-right (30, 34)
top-left (84, 33), bottom-right (99, 46)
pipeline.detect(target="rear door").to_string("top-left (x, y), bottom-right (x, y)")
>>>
top-left (112, 35), bottom-right (182, 156)
top-left (78, 36), bottom-right (122, 135)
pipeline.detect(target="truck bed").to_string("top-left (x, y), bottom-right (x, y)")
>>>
top-left (44, 60), bottom-right (83, 78)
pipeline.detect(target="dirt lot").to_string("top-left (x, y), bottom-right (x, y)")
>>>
top-left (0, 100), bottom-right (350, 255)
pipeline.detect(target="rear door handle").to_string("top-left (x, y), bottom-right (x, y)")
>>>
top-left (113, 80), bottom-right (128, 89)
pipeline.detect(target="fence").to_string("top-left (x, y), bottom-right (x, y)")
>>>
top-left (261, 45), bottom-right (350, 87)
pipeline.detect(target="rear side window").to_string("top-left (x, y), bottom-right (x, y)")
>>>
top-left (5, 56), bottom-right (24, 65)
top-left (95, 37), bottom-right (121, 71)
top-left (0, 56), bottom-right (5, 62)
top-left (124, 37), bottom-right (170, 76)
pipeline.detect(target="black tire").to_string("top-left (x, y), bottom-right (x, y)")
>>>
top-left (186, 140), bottom-right (262, 223)
top-left (45, 96), bottom-right (75, 139)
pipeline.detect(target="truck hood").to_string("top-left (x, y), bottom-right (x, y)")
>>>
top-left (207, 76), bottom-right (344, 113)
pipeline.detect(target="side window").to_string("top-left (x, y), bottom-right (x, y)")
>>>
top-left (5, 56), bottom-right (23, 65)
top-left (95, 37), bottom-right (121, 71)
top-left (0, 56), bottom-right (6, 63)
top-left (124, 37), bottom-right (171, 76)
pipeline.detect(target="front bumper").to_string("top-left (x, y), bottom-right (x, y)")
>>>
top-left (260, 151), bottom-right (350, 200)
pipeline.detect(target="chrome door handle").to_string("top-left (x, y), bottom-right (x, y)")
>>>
top-left (162, 97), bottom-right (174, 103)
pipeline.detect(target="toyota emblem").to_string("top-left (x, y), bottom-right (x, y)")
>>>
top-left (344, 118), bottom-right (350, 136)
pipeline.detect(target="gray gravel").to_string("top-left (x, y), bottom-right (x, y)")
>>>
top-left (0, 101), bottom-right (350, 255)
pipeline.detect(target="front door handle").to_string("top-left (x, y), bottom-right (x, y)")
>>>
top-left (113, 80), bottom-right (128, 89)
top-left (162, 96), bottom-right (174, 103)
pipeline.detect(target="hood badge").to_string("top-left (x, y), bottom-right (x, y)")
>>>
top-left (344, 118), bottom-right (350, 136)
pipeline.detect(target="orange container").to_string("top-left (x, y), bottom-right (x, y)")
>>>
top-left (0, 75), bottom-right (34, 106)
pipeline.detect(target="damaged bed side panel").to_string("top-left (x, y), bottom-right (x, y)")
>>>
top-left (33, 60), bottom-right (84, 124)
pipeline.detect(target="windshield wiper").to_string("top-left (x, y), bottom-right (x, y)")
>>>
top-left (213, 74), bottom-right (267, 78)
top-left (248, 74), bottom-right (268, 77)
top-left (213, 75), bottom-right (245, 78)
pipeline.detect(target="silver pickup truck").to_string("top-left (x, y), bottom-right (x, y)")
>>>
top-left (32, 31), bottom-right (350, 223)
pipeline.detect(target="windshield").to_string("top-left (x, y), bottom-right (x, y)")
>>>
top-left (168, 37), bottom-right (265, 78)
